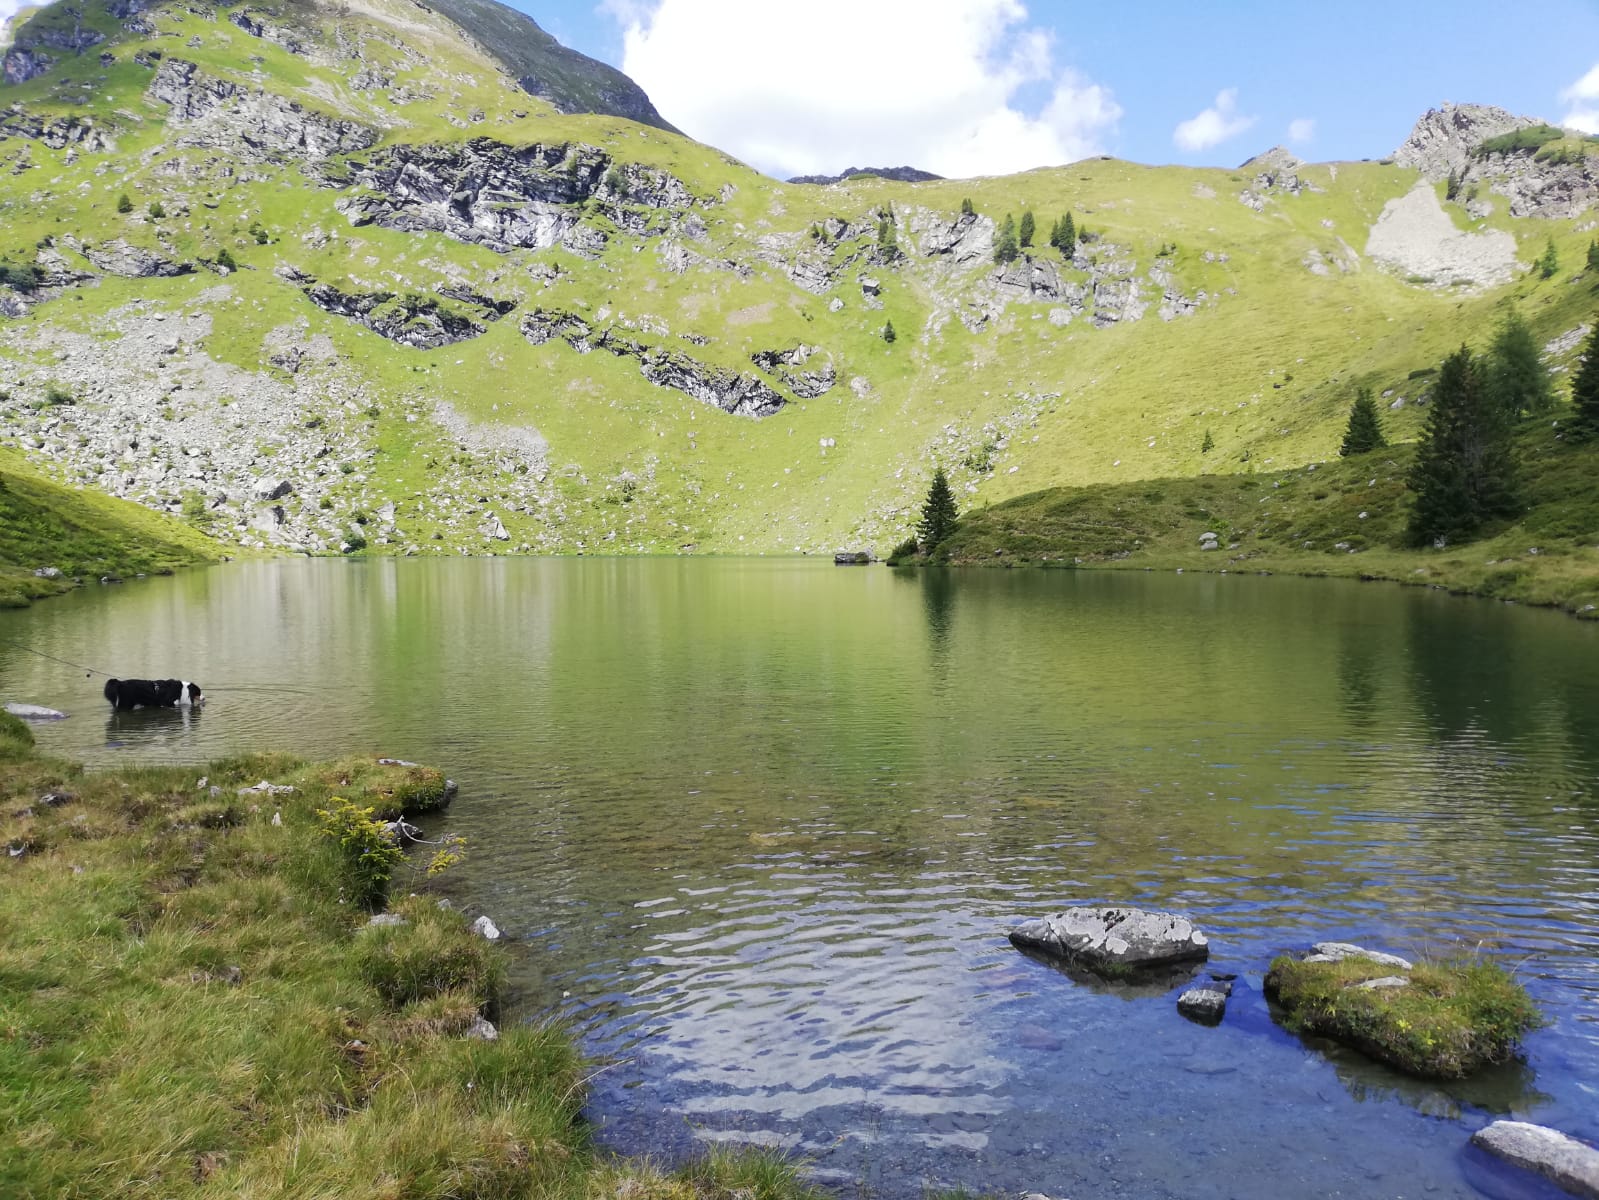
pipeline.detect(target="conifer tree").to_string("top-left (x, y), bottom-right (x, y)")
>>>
top-left (1406, 346), bottom-right (1520, 546)
top-left (960, 197), bottom-right (975, 217)
top-left (1339, 387), bottom-right (1387, 456)
top-left (1538, 238), bottom-right (1559, 279)
top-left (1569, 320), bottom-right (1599, 440)
top-left (1586, 240), bottom-right (1599, 273)
top-left (994, 213), bottom-right (1019, 265)
top-left (1019, 210), bottom-right (1036, 248)
top-left (917, 467), bottom-right (959, 550)
top-left (116, 193), bottom-right (132, 214)
top-left (882, 319), bottom-right (896, 344)
top-left (1445, 169), bottom-right (1461, 202)
top-left (1486, 307), bottom-right (1552, 419)
top-left (1200, 429), bottom-right (1215, 454)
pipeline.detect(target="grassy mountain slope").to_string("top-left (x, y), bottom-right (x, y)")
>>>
top-left (0, 447), bottom-right (222, 606)
top-left (938, 420), bottom-right (1599, 616)
top-left (0, 0), bottom-right (1595, 564)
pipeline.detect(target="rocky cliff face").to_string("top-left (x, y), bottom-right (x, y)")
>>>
top-left (148, 58), bottom-right (377, 161)
top-left (335, 139), bottom-right (701, 255)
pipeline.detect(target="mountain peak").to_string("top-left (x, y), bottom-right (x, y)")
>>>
top-left (786, 166), bottom-right (944, 186)
top-left (419, 0), bottom-right (676, 133)
top-left (1393, 103), bottom-right (1541, 180)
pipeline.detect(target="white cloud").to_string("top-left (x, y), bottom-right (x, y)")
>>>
top-left (1560, 62), bottom-right (1599, 134)
top-left (608, 0), bottom-right (1121, 180)
top-left (0, 0), bottom-right (27, 46)
top-left (1172, 88), bottom-right (1256, 154)
top-left (1287, 118), bottom-right (1315, 145)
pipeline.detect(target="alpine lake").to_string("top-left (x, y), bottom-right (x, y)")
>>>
top-left (5, 557), bottom-right (1598, 1200)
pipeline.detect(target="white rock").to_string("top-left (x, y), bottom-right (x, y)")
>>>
top-left (1306, 942), bottom-right (1413, 971)
top-left (471, 915), bottom-right (501, 940)
top-left (4, 703), bottom-right (68, 720)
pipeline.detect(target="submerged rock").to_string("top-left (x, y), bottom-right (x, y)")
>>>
top-left (1472, 1121), bottom-right (1599, 1199)
top-left (1009, 906), bottom-right (1209, 977)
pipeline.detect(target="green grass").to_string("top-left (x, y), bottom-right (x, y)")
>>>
top-left (0, 736), bottom-right (826, 1200)
top-left (1264, 953), bottom-right (1543, 1079)
top-left (936, 415), bottom-right (1599, 617)
top-left (0, 447), bottom-right (222, 606)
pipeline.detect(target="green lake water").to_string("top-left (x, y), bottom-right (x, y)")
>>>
top-left (4, 558), bottom-right (1597, 1199)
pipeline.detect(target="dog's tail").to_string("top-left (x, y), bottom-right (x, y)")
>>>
top-left (103, 678), bottom-right (119, 704)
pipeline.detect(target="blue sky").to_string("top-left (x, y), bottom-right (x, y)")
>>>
top-left (511, 0), bottom-right (1599, 180)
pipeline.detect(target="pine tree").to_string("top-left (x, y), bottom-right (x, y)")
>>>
top-left (1569, 320), bottom-right (1599, 440)
top-left (116, 193), bottom-right (132, 214)
top-left (960, 197), bottom-right (975, 217)
top-left (1339, 387), bottom-right (1387, 456)
top-left (1019, 210), bottom-right (1036, 248)
top-left (1538, 238), bottom-right (1559, 279)
top-left (994, 213), bottom-right (1019, 265)
top-left (1406, 346), bottom-right (1520, 546)
top-left (882, 320), bottom-right (896, 344)
top-left (1586, 240), bottom-right (1599, 273)
top-left (916, 467), bottom-right (959, 550)
top-left (216, 247), bottom-right (237, 271)
top-left (1200, 429), bottom-right (1215, 454)
top-left (1486, 307), bottom-right (1553, 419)
top-left (1445, 169), bottom-right (1461, 202)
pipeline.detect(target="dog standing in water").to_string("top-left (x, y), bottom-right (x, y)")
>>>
top-left (103, 679), bottom-right (205, 710)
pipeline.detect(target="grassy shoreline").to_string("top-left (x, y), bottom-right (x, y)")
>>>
top-left (934, 420), bottom-right (1599, 618)
top-left (0, 448), bottom-right (223, 607)
top-left (0, 714), bottom-right (819, 1200)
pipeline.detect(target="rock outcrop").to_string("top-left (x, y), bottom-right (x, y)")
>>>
top-left (303, 283), bottom-right (493, 349)
top-left (1393, 103), bottom-right (1541, 181)
top-left (1471, 1122), bottom-right (1599, 1200)
top-left (147, 58), bottom-right (376, 161)
top-left (66, 237), bottom-right (191, 279)
top-left (1008, 906), bottom-right (1210, 977)
top-left (335, 140), bottom-right (697, 256)
top-left (751, 344), bottom-right (836, 398)
top-left (0, 111), bottom-right (116, 153)
top-left (521, 308), bottom-right (787, 418)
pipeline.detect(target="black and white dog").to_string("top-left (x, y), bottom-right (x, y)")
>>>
top-left (103, 678), bottom-right (205, 710)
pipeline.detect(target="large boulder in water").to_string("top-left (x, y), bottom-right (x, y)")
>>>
top-left (1471, 1122), bottom-right (1599, 1199)
top-left (1008, 906), bottom-right (1209, 977)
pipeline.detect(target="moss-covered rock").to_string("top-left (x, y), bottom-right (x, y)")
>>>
top-left (1264, 949), bottom-right (1543, 1078)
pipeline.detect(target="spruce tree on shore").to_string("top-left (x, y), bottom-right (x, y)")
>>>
top-left (1406, 346), bottom-right (1520, 546)
top-left (1569, 320), bottom-right (1599, 439)
top-left (1019, 210), bottom-right (1036, 248)
top-left (1340, 388), bottom-right (1386, 456)
top-left (1486, 307), bottom-right (1552, 419)
top-left (917, 467), bottom-right (959, 551)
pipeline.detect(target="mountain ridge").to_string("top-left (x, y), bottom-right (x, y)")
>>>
top-left (0, 0), bottom-right (1594, 564)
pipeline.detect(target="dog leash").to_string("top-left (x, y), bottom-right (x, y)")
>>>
top-left (0, 638), bottom-right (314, 695)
